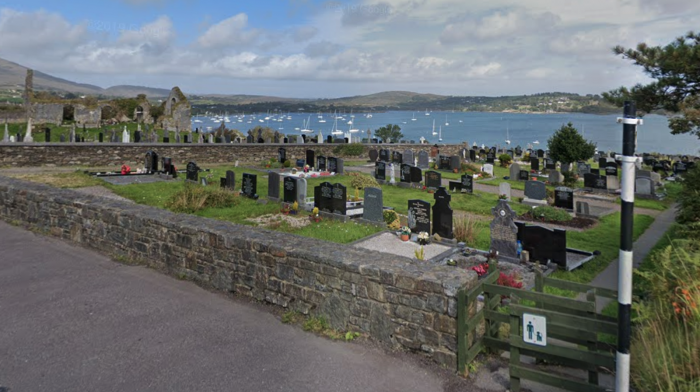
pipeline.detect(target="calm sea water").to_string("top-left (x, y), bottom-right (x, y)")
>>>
top-left (192, 111), bottom-right (700, 155)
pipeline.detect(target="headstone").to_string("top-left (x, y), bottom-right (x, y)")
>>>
top-left (548, 170), bottom-right (564, 184)
top-left (510, 163), bottom-right (521, 180)
top-left (499, 182), bottom-right (511, 201)
top-left (145, 150), bottom-right (159, 173)
top-left (560, 162), bottom-right (571, 173)
top-left (461, 174), bottom-right (473, 194)
top-left (537, 149), bottom-right (544, 158)
top-left (576, 201), bottom-right (590, 216)
top-left (375, 161), bottom-right (386, 181)
top-left (605, 162), bottom-right (618, 177)
top-left (554, 186), bottom-right (574, 210)
top-left (469, 149), bottom-right (476, 162)
top-left (410, 166), bottom-right (423, 183)
top-left (490, 200), bottom-right (518, 258)
top-left (242, 173), bottom-right (258, 198)
top-left (2, 122), bottom-right (8, 143)
top-left (368, 149), bottom-right (379, 162)
top-left (284, 176), bottom-right (299, 203)
top-left (306, 150), bottom-right (315, 168)
top-left (225, 135), bottom-right (231, 144)
top-left (328, 157), bottom-right (338, 173)
top-left (432, 187), bottom-right (454, 239)
top-left (635, 177), bottom-right (654, 195)
top-left (483, 163), bottom-right (494, 177)
top-left (392, 151), bottom-right (403, 164)
top-left (363, 187), bottom-right (384, 223)
top-left (379, 149), bottom-right (390, 162)
top-left (400, 164), bottom-right (411, 183)
top-left (607, 175), bottom-right (620, 190)
top-left (450, 155), bottom-right (461, 171)
top-left (417, 151), bottom-right (430, 168)
top-left (186, 161), bottom-right (199, 182)
top-left (577, 162), bottom-right (591, 175)
top-left (336, 158), bottom-right (344, 174)
top-left (403, 150), bottom-right (414, 165)
top-left (44, 128), bottom-right (51, 143)
top-left (425, 171), bottom-right (442, 189)
top-left (530, 157), bottom-right (540, 172)
top-left (519, 170), bottom-right (530, 181)
top-left (162, 157), bottom-right (172, 175)
top-left (545, 158), bottom-right (556, 170)
top-left (673, 161), bottom-right (688, 175)
top-left (524, 180), bottom-right (547, 201)
top-left (247, 135), bottom-right (254, 144)
top-left (317, 156), bottom-right (327, 171)
top-left (408, 199), bottom-right (431, 234)
top-left (134, 131), bottom-right (142, 143)
top-left (332, 183), bottom-right (347, 215)
top-left (598, 157), bottom-right (607, 170)
top-left (486, 152), bottom-right (495, 164)
top-left (515, 223), bottom-right (567, 267)
top-left (225, 170), bottom-right (235, 190)
top-left (268, 171), bottom-right (280, 200)
top-left (389, 163), bottom-right (396, 184)
top-left (98, 132), bottom-right (103, 143)
top-left (637, 170), bottom-right (652, 179)
top-left (278, 147), bottom-right (287, 164)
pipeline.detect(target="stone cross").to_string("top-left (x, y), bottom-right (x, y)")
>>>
top-left (3, 121), bottom-right (9, 143)
top-left (23, 118), bottom-right (33, 142)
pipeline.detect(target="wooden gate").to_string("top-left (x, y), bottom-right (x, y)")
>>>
top-left (457, 263), bottom-right (618, 392)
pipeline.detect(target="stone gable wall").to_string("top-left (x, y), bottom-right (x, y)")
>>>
top-left (0, 175), bottom-right (476, 368)
top-left (0, 143), bottom-right (465, 167)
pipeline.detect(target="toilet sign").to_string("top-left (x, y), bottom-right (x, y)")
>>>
top-left (523, 313), bottom-right (547, 347)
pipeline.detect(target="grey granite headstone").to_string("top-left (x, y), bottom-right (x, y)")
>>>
top-left (607, 176), bottom-right (620, 190)
top-left (483, 163), bottom-right (494, 176)
top-left (636, 177), bottom-right (654, 195)
top-left (560, 163), bottom-right (571, 173)
top-left (268, 171), bottom-right (280, 200)
top-left (225, 170), bottom-right (235, 190)
top-left (417, 151), bottom-right (429, 169)
top-left (524, 180), bottom-right (546, 200)
top-left (509, 163), bottom-right (521, 180)
top-left (490, 200), bottom-right (518, 258)
top-left (186, 161), bottom-right (199, 182)
top-left (548, 170), bottom-right (564, 184)
top-left (499, 182), bottom-right (511, 201)
top-left (637, 170), bottom-right (652, 179)
top-left (450, 155), bottom-right (461, 171)
top-left (576, 201), bottom-right (590, 216)
top-left (297, 178), bottom-right (308, 203)
top-left (577, 162), bottom-right (591, 175)
top-left (363, 187), bottom-right (384, 223)
top-left (403, 150), bottom-right (414, 165)
top-left (369, 149), bottom-right (378, 162)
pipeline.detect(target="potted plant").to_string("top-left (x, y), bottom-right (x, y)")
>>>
top-left (310, 207), bottom-right (321, 222)
top-left (291, 201), bottom-right (299, 215)
top-left (417, 231), bottom-right (430, 245)
top-left (400, 226), bottom-right (411, 241)
top-left (280, 203), bottom-right (291, 215)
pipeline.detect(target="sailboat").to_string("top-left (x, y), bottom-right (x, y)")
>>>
top-left (300, 116), bottom-right (314, 133)
top-left (431, 120), bottom-right (438, 136)
top-left (505, 123), bottom-right (511, 145)
top-left (445, 115), bottom-right (449, 126)
top-left (425, 108), bottom-right (430, 116)
top-left (438, 126), bottom-right (443, 142)
top-left (533, 140), bottom-right (540, 145)
top-left (411, 112), bottom-right (417, 121)
top-left (331, 115), bottom-right (343, 136)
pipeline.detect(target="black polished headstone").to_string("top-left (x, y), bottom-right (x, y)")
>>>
top-left (145, 150), bottom-right (159, 173)
top-left (328, 157), bottom-right (338, 173)
top-left (400, 164), bottom-right (411, 183)
top-left (408, 199), bottom-right (431, 234)
top-left (425, 171), bottom-right (442, 189)
top-left (461, 174), bottom-right (473, 194)
top-left (432, 187), bottom-right (453, 239)
top-left (410, 166), bottom-right (422, 183)
top-left (332, 183), bottom-right (347, 215)
top-left (515, 223), bottom-right (567, 267)
top-left (379, 149), bottom-right (390, 162)
top-left (369, 149), bottom-right (378, 162)
top-left (284, 176), bottom-right (298, 203)
top-left (375, 161), bottom-right (386, 180)
top-left (554, 186), bottom-right (574, 211)
top-left (316, 181), bottom-right (333, 212)
top-left (519, 170), bottom-right (530, 181)
top-left (605, 162), bottom-right (618, 177)
top-left (186, 161), bottom-right (198, 182)
top-left (268, 171), bottom-right (280, 200)
top-left (242, 173), bottom-right (258, 198)
top-left (317, 156), bottom-right (327, 171)
top-left (530, 157), bottom-right (540, 171)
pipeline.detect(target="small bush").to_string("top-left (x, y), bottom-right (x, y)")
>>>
top-left (461, 162), bottom-right (480, 175)
top-left (332, 144), bottom-right (365, 156)
top-left (165, 182), bottom-right (240, 213)
top-left (348, 172), bottom-right (379, 190)
top-left (283, 159), bottom-right (292, 168)
top-left (677, 164), bottom-right (700, 224)
top-left (527, 206), bottom-right (572, 222)
top-left (383, 209), bottom-right (398, 225)
top-left (498, 154), bottom-right (512, 167)
top-left (453, 215), bottom-right (482, 246)
top-left (562, 170), bottom-right (578, 187)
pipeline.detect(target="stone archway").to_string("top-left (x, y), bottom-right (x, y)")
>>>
top-left (135, 106), bottom-right (144, 122)
top-left (63, 105), bottom-right (75, 122)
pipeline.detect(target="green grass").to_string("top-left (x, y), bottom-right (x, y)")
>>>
top-left (615, 182), bottom-right (682, 211)
top-left (548, 213), bottom-right (655, 285)
top-left (634, 223), bottom-right (679, 298)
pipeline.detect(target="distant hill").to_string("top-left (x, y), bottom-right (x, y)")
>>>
top-left (0, 57), bottom-right (171, 98)
top-left (0, 57), bottom-right (103, 95)
top-left (314, 91), bottom-right (447, 107)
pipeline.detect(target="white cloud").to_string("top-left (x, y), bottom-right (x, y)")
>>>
top-left (292, 26), bottom-right (318, 42)
top-left (197, 13), bottom-right (260, 49)
top-left (304, 40), bottom-right (343, 58)
top-left (0, 8), bottom-right (86, 52)
top-left (440, 9), bottom-right (560, 44)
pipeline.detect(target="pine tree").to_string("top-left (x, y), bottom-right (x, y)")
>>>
top-left (547, 122), bottom-right (596, 166)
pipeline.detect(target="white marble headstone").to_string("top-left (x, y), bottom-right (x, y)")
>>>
top-left (483, 163), bottom-right (494, 176)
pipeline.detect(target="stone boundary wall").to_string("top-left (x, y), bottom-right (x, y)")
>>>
top-left (0, 143), bottom-right (466, 167)
top-left (0, 175), bottom-right (476, 368)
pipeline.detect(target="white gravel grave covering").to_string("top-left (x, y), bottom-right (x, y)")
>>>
top-left (353, 232), bottom-right (452, 260)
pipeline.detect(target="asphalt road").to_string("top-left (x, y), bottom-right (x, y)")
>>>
top-left (0, 220), bottom-right (453, 392)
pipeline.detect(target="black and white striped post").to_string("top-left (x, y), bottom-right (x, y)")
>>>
top-left (615, 101), bottom-right (642, 392)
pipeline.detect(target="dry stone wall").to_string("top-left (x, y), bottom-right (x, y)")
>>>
top-left (0, 175), bottom-right (476, 368)
top-left (0, 143), bottom-right (465, 167)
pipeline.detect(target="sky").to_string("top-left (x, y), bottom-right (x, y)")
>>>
top-left (0, 0), bottom-right (699, 98)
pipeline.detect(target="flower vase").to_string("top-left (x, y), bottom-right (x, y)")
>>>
top-left (400, 234), bottom-right (410, 241)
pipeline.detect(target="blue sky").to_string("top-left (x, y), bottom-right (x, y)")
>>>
top-left (1, 0), bottom-right (699, 98)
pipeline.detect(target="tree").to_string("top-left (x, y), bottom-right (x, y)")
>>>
top-left (547, 122), bottom-right (596, 166)
top-left (374, 124), bottom-right (403, 142)
top-left (603, 32), bottom-right (700, 138)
